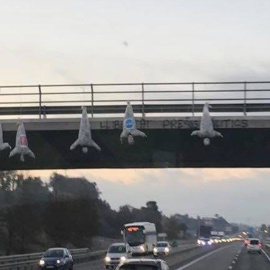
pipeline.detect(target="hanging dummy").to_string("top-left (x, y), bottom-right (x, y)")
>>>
top-left (191, 102), bottom-right (223, 146)
top-left (0, 122), bottom-right (11, 151)
top-left (9, 121), bottom-right (35, 162)
top-left (120, 101), bottom-right (147, 144)
top-left (70, 106), bottom-right (101, 153)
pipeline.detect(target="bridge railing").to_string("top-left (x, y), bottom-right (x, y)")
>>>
top-left (1, 81), bottom-right (270, 118)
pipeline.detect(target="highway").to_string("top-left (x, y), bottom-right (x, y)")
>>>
top-left (2, 241), bottom-right (269, 270)
top-left (74, 242), bottom-right (197, 270)
top-left (233, 246), bottom-right (270, 270)
top-left (75, 242), bottom-right (251, 270)
top-left (173, 242), bottom-right (242, 270)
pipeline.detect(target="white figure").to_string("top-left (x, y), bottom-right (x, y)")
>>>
top-left (9, 121), bottom-right (35, 162)
top-left (191, 103), bottom-right (223, 146)
top-left (70, 106), bottom-right (101, 153)
top-left (120, 101), bottom-right (147, 144)
top-left (0, 122), bottom-right (11, 151)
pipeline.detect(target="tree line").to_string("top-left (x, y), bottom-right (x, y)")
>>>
top-left (0, 171), bottom-right (227, 255)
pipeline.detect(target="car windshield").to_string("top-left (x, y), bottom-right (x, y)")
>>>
top-left (157, 243), bottom-right (168, 247)
top-left (119, 265), bottom-right (158, 270)
top-left (108, 246), bottom-right (126, 253)
top-left (44, 250), bottom-right (64, 258)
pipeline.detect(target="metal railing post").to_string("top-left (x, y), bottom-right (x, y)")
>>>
top-left (90, 84), bottom-right (94, 117)
top-left (192, 82), bottom-right (195, 117)
top-left (38, 85), bottom-right (42, 119)
top-left (243, 82), bottom-right (247, 116)
top-left (141, 83), bottom-right (145, 117)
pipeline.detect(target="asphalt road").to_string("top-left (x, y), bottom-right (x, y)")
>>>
top-left (233, 247), bottom-right (270, 270)
top-left (74, 243), bottom-right (197, 270)
top-left (174, 242), bottom-right (243, 270)
top-left (75, 242), bottom-right (253, 270)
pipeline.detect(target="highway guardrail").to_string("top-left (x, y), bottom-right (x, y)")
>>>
top-left (0, 248), bottom-right (105, 270)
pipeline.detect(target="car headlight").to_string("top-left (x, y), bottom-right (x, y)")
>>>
top-left (207, 241), bottom-right (212, 245)
top-left (105, 257), bottom-right (111, 262)
top-left (140, 246), bottom-right (145, 252)
top-left (153, 248), bottom-right (157, 253)
top-left (164, 247), bottom-right (169, 253)
top-left (39, 260), bottom-right (45, 266)
top-left (120, 256), bottom-right (126, 261)
top-left (56, 260), bottom-right (62, 264)
top-left (197, 240), bottom-right (201, 244)
top-left (201, 241), bottom-right (206, 245)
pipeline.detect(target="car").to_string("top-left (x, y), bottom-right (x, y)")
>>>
top-left (39, 248), bottom-right (73, 270)
top-left (210, 236), bottom-right (221, 244)
top-left (222, 236), bottom-right (230, 243)
top-left (105, 243), bottom-right (132, 269)
top-left (247, 238), bottom-right (262, 254)
top-left (197, 237), bottom-right (212, 246)
top-left (153, 241), bottom-right (171, 257)
top-left (116, 259), bottom-right (170, 270)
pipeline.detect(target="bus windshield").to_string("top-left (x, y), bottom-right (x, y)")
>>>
top-left (125, 228), bottom-right (145, 246)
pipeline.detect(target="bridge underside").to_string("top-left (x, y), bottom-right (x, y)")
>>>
top-left (1, 128), bottom-right (270, 170)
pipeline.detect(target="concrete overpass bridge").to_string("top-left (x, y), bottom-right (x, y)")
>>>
top-left (1, 81), bottom-right (270, 169)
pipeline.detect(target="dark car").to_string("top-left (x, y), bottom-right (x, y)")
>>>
top-left (116, 259), bottom-right (170, 270)
top-left (39, 248), bottom-right (73, 270)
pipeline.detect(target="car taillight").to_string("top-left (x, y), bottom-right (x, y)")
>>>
top-left (259, 244), bottom-right (262, 248)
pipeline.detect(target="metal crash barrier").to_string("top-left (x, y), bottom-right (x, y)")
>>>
top-left (0, 248), bottom-right (107, 270)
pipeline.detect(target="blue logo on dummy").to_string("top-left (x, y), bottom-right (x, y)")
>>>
top-left (125, 118), bottom-right (134, 129)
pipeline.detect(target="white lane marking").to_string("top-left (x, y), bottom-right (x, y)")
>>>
top-left (261, 249), bottom-right (270, 262)
top-left (176, 245), bottom-right (233, 270)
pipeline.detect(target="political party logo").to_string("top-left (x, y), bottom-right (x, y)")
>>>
top-left (19, 135), bottom-right (28, 147)
top-left (125, 118), bottom-right (134, 129)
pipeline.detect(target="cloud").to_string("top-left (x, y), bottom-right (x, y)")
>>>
top-left (25, 168), bottom-right (269, 185)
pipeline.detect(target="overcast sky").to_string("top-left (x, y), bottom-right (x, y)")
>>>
top-left (27, 168), bottom-right (270, 226)
top-left (1, 0), bottom-right (270, 84)
top-left (3, 0), bottom-right (270, 226)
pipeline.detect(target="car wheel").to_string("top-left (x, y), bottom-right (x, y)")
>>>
top-left (259, 251), bottom-right (262, 254)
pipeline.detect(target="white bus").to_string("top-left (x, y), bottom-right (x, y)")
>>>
top-left (123, 222), bottom-right (157, 255)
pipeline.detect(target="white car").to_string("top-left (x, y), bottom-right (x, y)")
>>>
top-left (116, 259), bottom-right (170, 270)
top-left (197, 237), bottom-right (212, 246)
top-left (105, 243), bottom-right (132, 268)
top-left (210, 237), bottom-right (221, 244)
top-left (153, 241), bottom-right (171, 256)
top-left (247, 238), bottom-right (262, 254)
